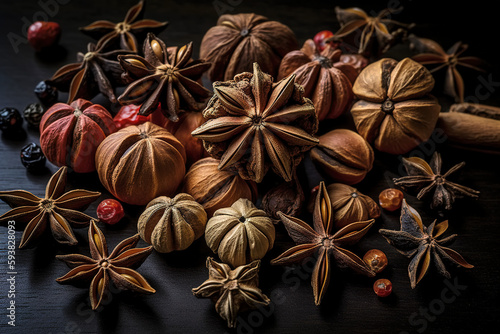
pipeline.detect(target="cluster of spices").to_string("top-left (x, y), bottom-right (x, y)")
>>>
top-left (0, 0), bottom-right (490, 329)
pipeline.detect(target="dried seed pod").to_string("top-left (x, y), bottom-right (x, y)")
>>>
top-left (138, 194), bottom-right (207, 253)
top-left (205, 198), bottom-right (275, 268)
top-left (324, 183), bottom-right (380, 229)
top-left (182, 157), bottom-right (258, 217)
top-left (310, 129), bottom-right (374, 184)
top-left (261, 176), bottom-right (304, 220)
top-left (350, 58), bottom-right (440, 154)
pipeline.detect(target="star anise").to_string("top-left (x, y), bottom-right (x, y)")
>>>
top-left (79, 0), bottom-right (168, 52)
top-left (118, 33), bottom-right (212, 121)
top-left (410, 35), bottom-right (488, 103)
top-left (393, 151), bottom-right (480, 210)
top-left (379, 199), bottom-right (473, 288)
top-left (47, 38), bottom-right (132, 103)
top-left (271, 181), bottom-right (375, 305)
top-left (56, 220), bottom-right (155, 310)
top-left (0, 166), bottom-right (100, 248)
top-left (331, 6), bottom-right (414, 57)
top-left (192, 257), bottom-right (270, 328)
top-left (191, 62), bottom-right (319, 183)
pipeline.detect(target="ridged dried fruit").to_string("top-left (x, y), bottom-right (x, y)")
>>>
top-left (310, 129), bottom-right (374, 184)
top-left (138, 194), bottom-right (207, 253)
top-left (350, 58), bottom-right (440, 154)
top-left (40, 99), bottom-right (116, 173)
top-left (205, 198), bottom-right (275, 268)
top-left (95, 122), bottom-right (186, 205)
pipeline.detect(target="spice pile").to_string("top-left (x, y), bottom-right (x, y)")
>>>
top-left (1, 0), bottom-right (493, 329)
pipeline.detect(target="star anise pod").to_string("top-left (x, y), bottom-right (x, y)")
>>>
top-left (56, 220), bottom-right (155, 310)
top-left (79, 0), bottom-right (168, 52)
top-left (410, 35), bottom-right (488, 103)
top-left (271, 181), bottom-right (375, 305)
top-left (379, 199), bottom-right (473, 288)
top-left (192, 257), bottom-right (270, 328)
top-left (331, 6), bottom-right (414, 57)
top-left (118, 33), bottom-right (212, 121)
top-left (191, 62), bottom-right (319, 183)
top-left (393, 151), bottom-right (480, 210)
top-left (47, 38), bottom-right (132, 103)
top-left (0, 166), bottom-right (100, 248)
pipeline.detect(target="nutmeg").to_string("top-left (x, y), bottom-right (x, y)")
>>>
top-left (310, 129), bottom-right (374, 184)
top-left (182, 157), bottom-right (258, 217)
top-left (325, 183), bottom-right (380, 229)
top-left (138, 194), bottom-right (207, 253)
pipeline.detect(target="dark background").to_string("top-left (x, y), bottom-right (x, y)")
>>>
top-left (1, 1), bottom-right (499, 333)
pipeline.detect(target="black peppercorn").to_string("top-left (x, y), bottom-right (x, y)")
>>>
top-left (0, 107), bottom-right (23, 132)
top-left (20, 142), bottom-right (46, 172)
top-left (34, 80), bottom-right (58, 107)
top-left (23, 103), bottom-right (45, 128)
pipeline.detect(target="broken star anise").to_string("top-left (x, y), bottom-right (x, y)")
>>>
top-left (192, 257), bottom-right (270, 328)
top-left (191, 62), bottom-right (319, 183)
top-left (410, 35), bottom-right (488, 103)
top-left (118, 33), bottom-right (212, 121)
top-left (79, 0), bottom-right (168, 52)
top-left (56, 220), bottom-right (155, 310)
top-left (379, 199), bottom-right (473, 288)
top-left (47, 38), bottom-right (132, 103)
top-left (393, 151), bottom-right (480, 210)
top-left (271, 181), bottom-right (375, 305)
top-left (0, 166), bottom-right (100, 248)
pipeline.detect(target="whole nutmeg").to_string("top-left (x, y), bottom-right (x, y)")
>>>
top-left (95, 122), bottom-right (186, 205)
top-left (350, 58), bottom-right (441, 154)
top-left (182, 157), bottom-right (258, 217)
top-left (205, 198), bottom-right (275, 268)
top-left (138, 194), bottom-right (207, 253)
top-left (325, 183), bottom-right (380, 229)
top-left (310, 129), bottom-right (374, 184)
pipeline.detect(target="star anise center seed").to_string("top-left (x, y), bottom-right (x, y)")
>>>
top-left (99, 259), bottom-right (109, 268)
top-left (351, 192), bottom-right (358, 198)
top-left (240, 28), bottom-right (249, 37)
top-left (139, 131), bottom-right (149, 139)
top-left (382, 99), bottom-right (395, 114)
top-left (252, 115), bottom-right (263, 125)
top-left (83, 52), bottom-right (96, 62)
top-left (448, 56), bottom-right (458, 66)
top-left (115, 22), bottom-right (131, 33)
top-left (74, 108), bottom-right (83, 117)
top-left (40, 199), bottom-right (54, 210)
top-left (224, 279), bottom-right (239, 290)
top-left (239, 216), bottom-right (246, 223)
top-left (313, 56), bottom-right (333, 68)
top-left (156, 64), bottom-right (177, 78)
top-left (321, 237), bottom-right (335, 248)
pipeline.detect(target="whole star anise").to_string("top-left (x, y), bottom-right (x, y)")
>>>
top-left (410, 35), bottom-right (488, 103)
top-left (47, 38), bottom-right (132, 103)
top-left (56, 220), bottom-right (155, 310)
top-left (0, 166), bottom-right (100, 248)
top-left (118, 33), bottom-right (212, 121)
top-left (271, 181), bottom-right (375, 305)
top-left (379, 199), bottom-right (473, 288)
top-left (191, 62), bottom-right (319, 183)
top-left (79, 0), bottom-right (168, 52)
top-left (331, 6), bottom-right (414, 57)
top-left (192, 257), bottom-right (270, 328)
top-left (393, 151), bottom-right (480, 210)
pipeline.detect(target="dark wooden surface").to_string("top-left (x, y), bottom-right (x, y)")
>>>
top-left (1, 1), bottom-right (500, 333)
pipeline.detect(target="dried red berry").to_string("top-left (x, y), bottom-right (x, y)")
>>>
top-left (96, 199), bottom-right (125, 225)
top-left (27, 21), bottom-right (61, 51)
top-left (373, 279), bottom-right (392, 297)
top-left (363, 249), bottom-right (388, 273)
top-left (379, 188), bottom-right (404, 211)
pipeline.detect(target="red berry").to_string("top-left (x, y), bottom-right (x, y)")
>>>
top-left (363, 249), bottom-right (388, 273)
top-left (113, 104), bottom-right (150, 129)
top-left (97, 199), bottom-right (125, 225)
top-left (373, 279), bottom-right (392, 297)
top-left (379, 188), bottom-right (404, 211)
top-left (313, 30), bottom-right (338, 52)
top-left (27, 21), bottom-right (61, 51)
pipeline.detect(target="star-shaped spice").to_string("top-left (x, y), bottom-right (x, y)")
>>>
top-left (79, 0), bottom-right (168, 52)
top-left (56, 220), bottom-right (155, 310)
top-left (192, 62), bottom-right (319, 183)
top-left (118, 33), bottom-right (212, 121)
top-left (410, 36), bottom-right (488, 103)
top-left (331, 6), bottom-right (414, 57)
top-left (271, 181), bottom-right (375, 305)
top-left (47, 38), bottom-right (132, 103)
top-left (393, 151), bottom-right (480, 210)
top-left (379, 200), bottom-right (473, 288)
top-left (192, 257), bottom-right (270, 328)
top-left (0, 166), bottom-right (100, 248)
